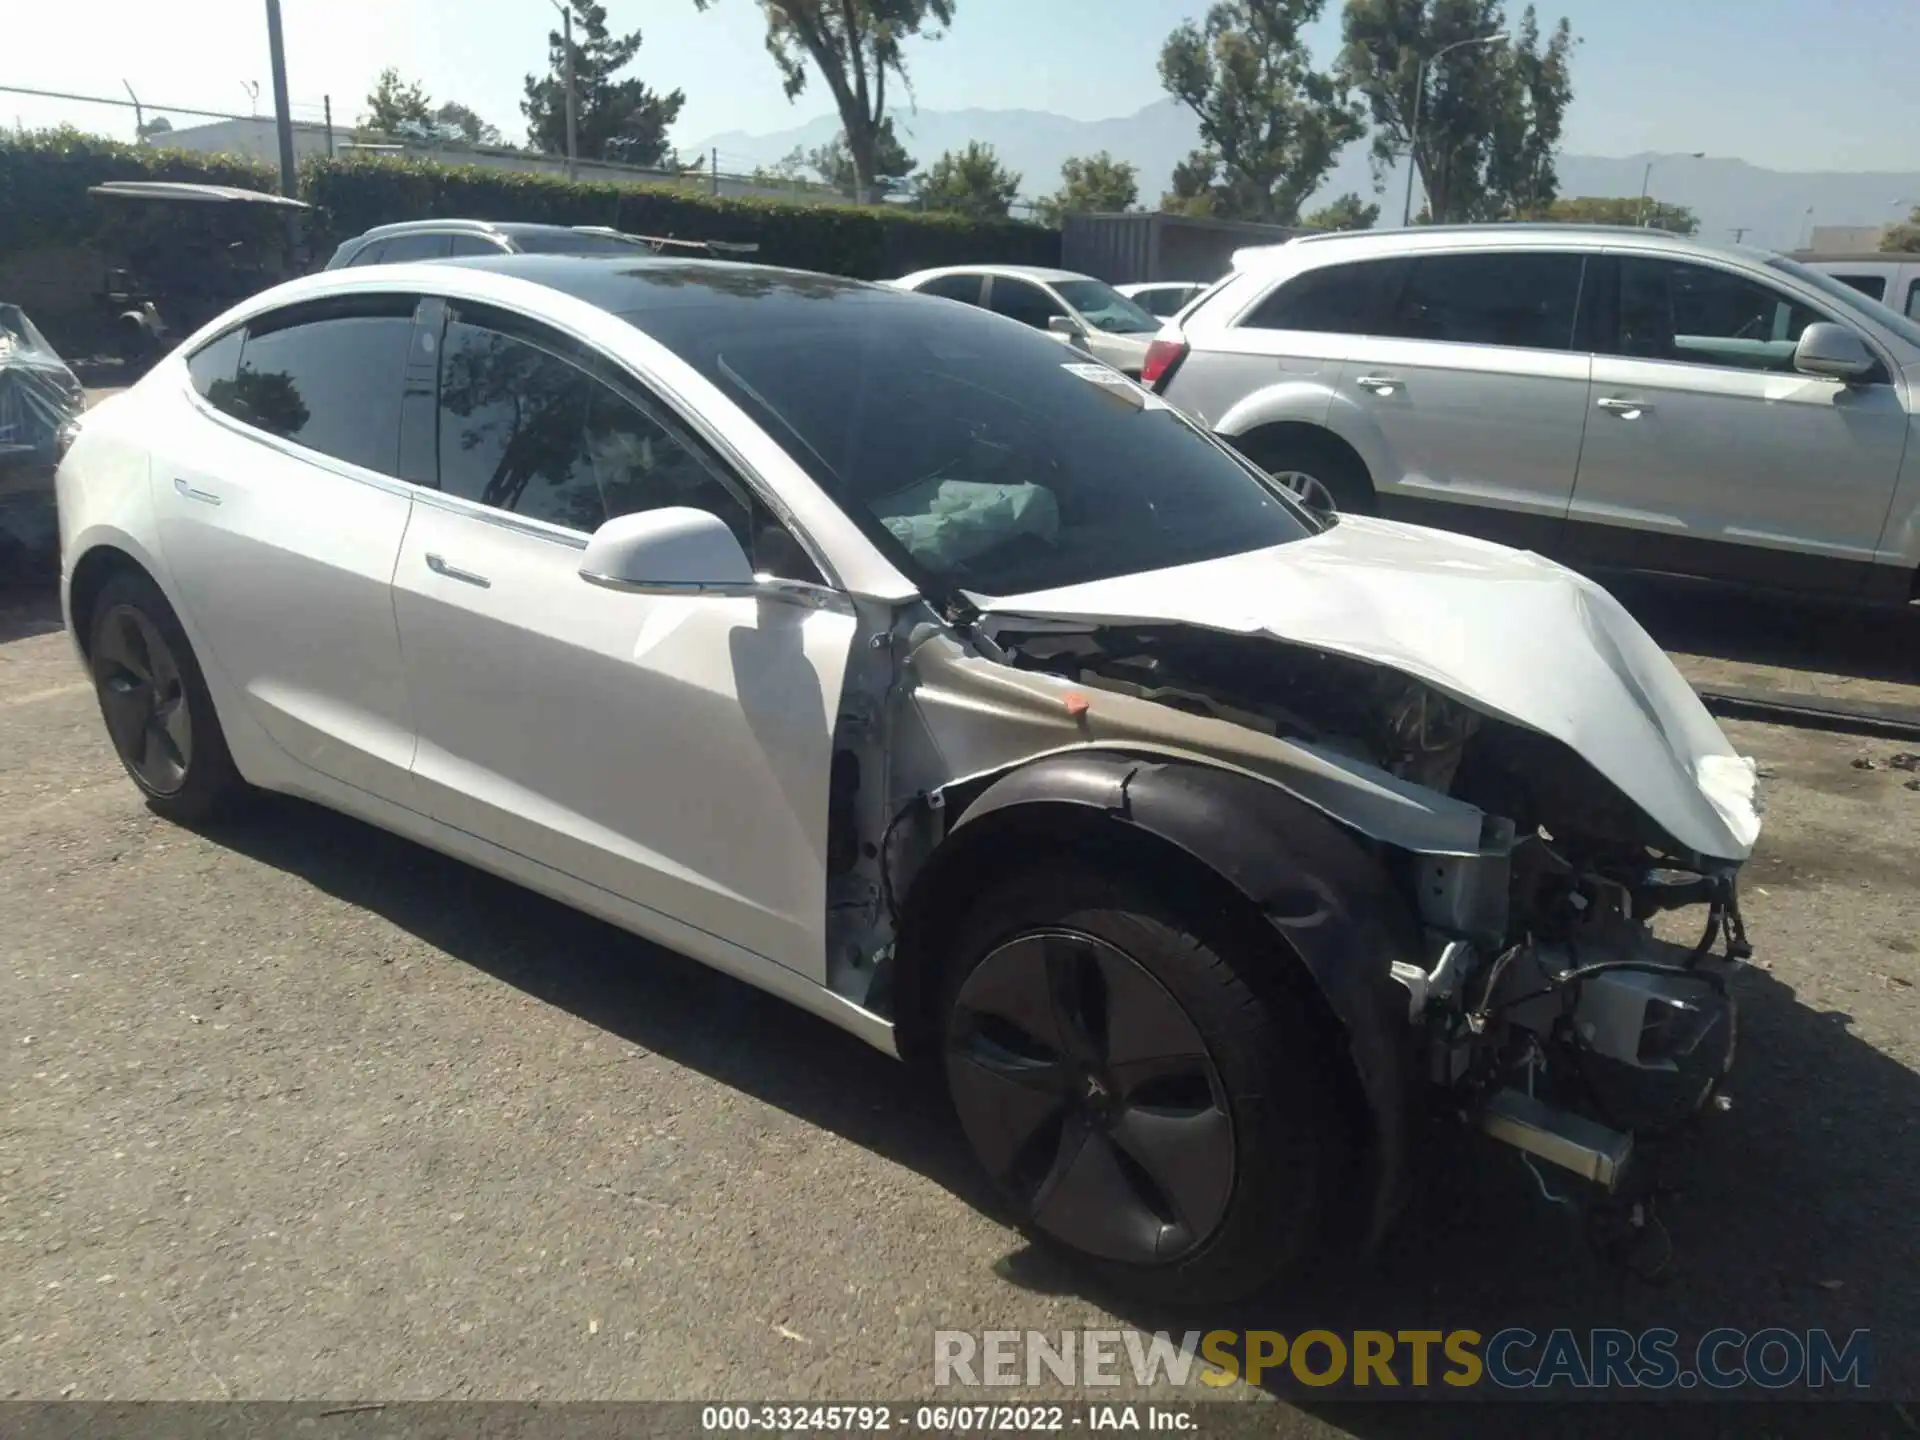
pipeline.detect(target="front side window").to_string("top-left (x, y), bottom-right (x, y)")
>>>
top-left (1051, 279), bottom-right (1160, 334)
top-left (628, 284), bottom-right (1316, 599)
top-left (1241, 259), bottom-right (1397, 334)
top-left (1617, 257), bottom-right (1824, 372)
top-left (987, 278), bottom-right (1066, 331)
top-left (1384, 251), bottom-right (1584, 352)
top-left (433, 308), bottom-right (810, 577)
top-left (208, 296), bottom-right (416, 475)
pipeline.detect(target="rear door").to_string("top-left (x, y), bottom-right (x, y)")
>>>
top-left (157, 294), bottom-right (421, 801)
top-left (1566, 252), bottom-right (1909, 594)
top-left (390, 300), bottom-right (857, 980)
top-left (1333, 248), bottom-right (1593, 553)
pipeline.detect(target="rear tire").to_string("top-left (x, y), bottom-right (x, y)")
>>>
top-left (1239, 431), bottom-right (1374, 516)
top-left (87, 570), bottom-right (247, 825)
top-left (938, 860), bottom-right (1347, 1305)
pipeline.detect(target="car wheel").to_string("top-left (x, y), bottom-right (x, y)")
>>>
top-left (87, 570), bottom-right (246, 824)
top-left (1243, 433), bottom-right (1374, 516)
top-left (939, 860), bottom-right (1344, 1305)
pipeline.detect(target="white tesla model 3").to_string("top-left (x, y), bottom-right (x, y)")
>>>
top-left (57, 254), bottom-right (1762, 1303)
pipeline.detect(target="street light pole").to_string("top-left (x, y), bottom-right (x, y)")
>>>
top-left (263, 0), bottom-right (298, 198)
top-left (1401, 31), bottom-right (1508, 227)
top-left (549, 0), bottom-right (578, 180)
top-left (1638, 150), bottom-right (1704, 227)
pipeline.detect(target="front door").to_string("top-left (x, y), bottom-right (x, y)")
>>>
top-left (390, 301), bottom-right (856, 980)
top-left (1343, 249), bottom-right (1594, 554)
top-left (154, 294), bottom-right (421, 802)
top-left (1567, 253), bottom-right (1910, 594)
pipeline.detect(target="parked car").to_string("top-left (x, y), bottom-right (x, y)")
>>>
top-left (1149, 224), bottom-right (1920, 604)
top-left (59, 254), bottom-right (1760, 1303)
top-left (323, 219), bottom-right (664, 269)
top-left (889, 264), bottom-right (1162, 376)
top-left (1118, 280), bottom-right (1208, 318)
top-left (1796, 251), bottom-right (1920, 322)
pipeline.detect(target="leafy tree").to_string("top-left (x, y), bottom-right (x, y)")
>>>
top-left (695, 0), bottom-right (954, 204)
top-left (1303, 191), bottom-right (1379, 229)
top-left (359, 68), bottom-right (435, 138)
top-left (1034, 151), bottom-right (1139, 225)
top-left (136, 116), bottom-right (173, 140)
top-left (1883, 205), bottom-right (1920, 254)
top-left (524, 0), bottom-right (685, 166)
top-left (915, 141), bottom-right (1020, 219)
top-left (1158, 0), bottom-right (1365, 224)
top-left (1341, 0), bottom-right (1576, 224)
top-left (806, 118), bottom-right (916, 198)
top-left (1539, 194), bottom-right (1697, 234)
top-left (434, 102), bottom-right (502, 148)
top-left (1160, 152), bottom-right (1224, 216)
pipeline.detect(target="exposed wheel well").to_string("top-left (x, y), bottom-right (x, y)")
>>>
top-left (1230, 423), bottom-right (1373, 492)
top-left (67, 545), bottom-right (148, 657)
top-left (892, 803), bottom-right (1369, 1137)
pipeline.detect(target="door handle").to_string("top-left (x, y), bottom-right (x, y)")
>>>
top-left (1597, 397), bottom-right (1652, 419)
top-left (1354, 375), bottom-right (1401, 395)
top-left (172, 477), bottom-right (223, 506)
top-left (425, 553), bottom-right (492, 588)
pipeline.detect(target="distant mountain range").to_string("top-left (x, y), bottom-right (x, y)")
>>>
top-left (689, 98), bottom-right (1920, 252)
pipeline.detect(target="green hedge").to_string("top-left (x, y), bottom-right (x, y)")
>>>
top-left (0, 131), bottom-right (1059, 282)
top-left (299, 155), bottom-right (1058, 277)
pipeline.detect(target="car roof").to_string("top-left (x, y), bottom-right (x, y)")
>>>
top-left (351, 218), bottom-right (613, 242)
top-left (897, 263), bottom-right (1093, 285)
top-left (88, 180), bottom-right (309, 210)
top-left (1795, 252), bottom-right (1911, 264)
top-left (426, 251), bottom-right (889, 310)
top-left (1229, 223), bottom-right (1775, 273)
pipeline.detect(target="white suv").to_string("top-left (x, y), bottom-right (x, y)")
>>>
top-left (1147, 225), bottom-right (1920, 604)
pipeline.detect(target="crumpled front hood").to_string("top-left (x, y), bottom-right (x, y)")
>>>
top-left (978, 515), bottom-right (1761, 862)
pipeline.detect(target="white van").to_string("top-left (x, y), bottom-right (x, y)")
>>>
top-left (1799, 252), bottom-right (1920, 321)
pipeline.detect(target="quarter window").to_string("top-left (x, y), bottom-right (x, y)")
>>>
top-left (432, 310), bottom-right (815, 577)
top-left (208, 296), bottom-right (416, 475)
top-left (987, 278), bottom-right (1066, 331)
top-left (1241, 259), bottom-right (1397, 334)
top-left (1615, 257), bottom-right (1824, 372)
top-left (1383, 252), bottom-right (1584, 351)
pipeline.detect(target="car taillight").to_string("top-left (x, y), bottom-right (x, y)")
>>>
top-left (1140, 337), bottom-right (1188, 392)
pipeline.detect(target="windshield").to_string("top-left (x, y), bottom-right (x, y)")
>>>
top-left (624, 281), bottom-right (1314, 599)
top-left (1767, 255), bottom-right (1920, 351)
top-left (1052, 279), bottom-right (1161, 335)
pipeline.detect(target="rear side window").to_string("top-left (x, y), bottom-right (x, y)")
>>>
top-left (915, 273), bottom-right (985, 305)
top-left (1908, 280), bottom-right (1920, 322)
top-left (1831, 273), bottom-right (1886, 301)
top-left (375, 232), bottom-right (453, 263)
top-left (448, 233), bottom-right (505, 257)
top-left (1241, 259), bottom-right (1397, 334)
top-left (1384, 252), bottom-right (1585, 351)
top-left (346, 241), bottom-right (388, 267)
top-left (509, 230), bottom-right (649, 256)
top-left (211, 295), bottom-right (417, 476)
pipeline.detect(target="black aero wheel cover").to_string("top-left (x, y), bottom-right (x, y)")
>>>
top-left (945, 929), bottom-right (1235, 1267)
top-left (92, 602), bottom-right (192, 795)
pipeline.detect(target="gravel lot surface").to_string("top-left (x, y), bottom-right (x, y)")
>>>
top-left (2, 575), bottom-right (1917, 1433)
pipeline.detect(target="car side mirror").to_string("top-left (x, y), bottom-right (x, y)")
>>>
top-left (1794, 322), bottom-right (1876, 383)
top-left (1047, 314), bottom-right (1088, 339)
top-left (578, 507), bottom-right (754, 595)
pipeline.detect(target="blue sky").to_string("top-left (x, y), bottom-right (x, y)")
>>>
top-left (5, 0), bottom-right (1917, 173)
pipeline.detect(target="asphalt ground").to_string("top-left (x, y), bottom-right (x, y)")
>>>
top-left (3, 559), bottom-right (1919, 1433)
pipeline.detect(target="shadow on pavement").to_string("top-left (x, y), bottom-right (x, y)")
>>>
top-left (206, 795), bottom-right (1919, 1425)
top-left (0, 583), bottom-right (64, 642)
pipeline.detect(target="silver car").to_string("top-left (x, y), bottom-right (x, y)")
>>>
top-left (1149, 225), bottom-right (1920, 603)
top-left (890, 264), bottom-right (1162, 377)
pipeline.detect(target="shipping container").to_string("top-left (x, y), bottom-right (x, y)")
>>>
top-left (1060, 211), bottom-right (1311, 286)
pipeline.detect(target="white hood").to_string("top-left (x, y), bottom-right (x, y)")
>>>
top-left (979, 515), bottom-right (1761, 863)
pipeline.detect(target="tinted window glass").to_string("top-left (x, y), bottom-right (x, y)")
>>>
top-left (448, 233), bottom-right (505, 257)
top-left (987, 278), bottom-right (1065, 330)
top-left (1385, 252), bottom-right (1583, 350)
top-left (1618, 258), bottom-right (1823, 371)
top-left (186, 327), bottom-right (243, 399)
top-left (346, 241), bottom-right (387, 267)
top-left (1908, 280), bottom-right (1920, 322)
top-left (435, 313), bottom-right (755, 542)
top-left (375, 232), bottom-right (453, 262)
top-left (914, 273), bottom-right (984, 304)
top-left (216, 298), bottom-right (415, 474)
top-left (508, 229), bottom-right (650, 256)
top-left (1242, 260), bottom-right (1394, 333)
top-left (1832, 273), bottom-right (1887, 301)
top-left (622, 277), bottom-right (1316, 599)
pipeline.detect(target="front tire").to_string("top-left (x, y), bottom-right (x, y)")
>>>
top-left (938, 860), bottom-right (1346, 1305)
top-left (87, 570), bottom-right (246, 825)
